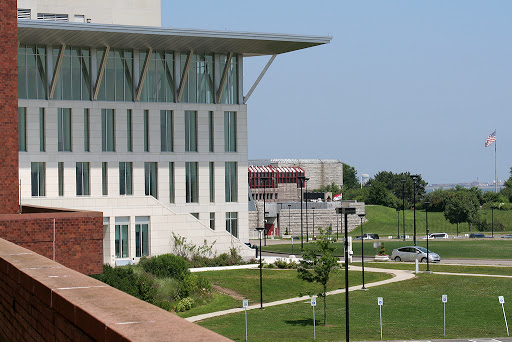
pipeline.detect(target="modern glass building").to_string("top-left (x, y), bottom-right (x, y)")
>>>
top-left (17, 3), bottom-right (331, 265)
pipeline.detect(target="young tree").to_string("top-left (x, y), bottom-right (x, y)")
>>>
top-left (443, 187), bottom-right (480, 232)
top-left (343, 163), bottom-right (359, 190)
top-left (297, 228), bottom-right (339, 326)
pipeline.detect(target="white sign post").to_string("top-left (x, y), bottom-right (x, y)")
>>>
top-left (243, 300), bottom-right (249, 341)
top-left (442, 295), bottom-right (447, 336)
top-left (378, 297), bottom-right (383, 340)
top-left (499, 296), bottom-right (509, 336)
top-left (311, 296), bottom-right (317, 340)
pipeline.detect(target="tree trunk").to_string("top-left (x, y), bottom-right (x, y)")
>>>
top-left (323, 284), bottom-right (327, 326)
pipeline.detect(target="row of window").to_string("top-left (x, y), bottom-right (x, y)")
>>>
top-left (18, 45), bottom-right (238, 104)
top-left (109, 211), bottom-right (238, 259)
top-left (30, 161), bottom-right (238, 203)
top-left (18, 108), bottom-right (237, 153)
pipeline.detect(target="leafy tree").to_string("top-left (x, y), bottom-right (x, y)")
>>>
top-left (297, 228), bottom-right (339, 326)
top-left (366, 171), bottom-right (427, 207)
top-left (500, 167), bottom-right (512, 202)
top-left (365, 181), bottom-right (399, 208)
top-left (342, 163), bottom-right (359, 190)
top-left (443, 187), bottom-right (480, 232)
top-left (423, 188), bottom-right (451, 212)
top-left (313, 182), bottom-right (342, 195)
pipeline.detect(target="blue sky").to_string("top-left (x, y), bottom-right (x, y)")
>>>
top-left (162, 1), bottom-right (512, 185)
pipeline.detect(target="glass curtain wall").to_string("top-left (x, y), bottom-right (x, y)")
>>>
top-left (144, 162), bottom-right (158, 198)
top-left (119, 162), bottom-right (133, 195)
top-left (18, 45), bottom-right (46, 100)
top-left (31, 162), bottom-right (45, 197)
top-left (140, 50), bottom-right (175, 102)
top-left (58, 108), bottom-right (72, 151)
top-left (224, 111), bottom-right (237, 152)
top-left (185, 111), bottom-right (197, 152)
top-left (185, 162), bottom-right (198, 203)
top-left (225, 162), bottom-right (237, 202)
top-left (53, 46), bottom-right (90, 100)
top-left (97, 48), bottom-right (133, 101)
top-left (180, 53), bottom-right (214, 103)
top-left (220, 54), bottom-right (238, 104)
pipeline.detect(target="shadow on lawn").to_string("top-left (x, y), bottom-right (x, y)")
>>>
top-left (284, 318), bottom-right (317, 327)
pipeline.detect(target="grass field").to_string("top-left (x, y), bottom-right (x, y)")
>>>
top-left (358, 262), bottom-right (512, 276)
top-left (263, 238), bottom-right (512, 259)
top-left (199, 274), bottom-right (512, 341)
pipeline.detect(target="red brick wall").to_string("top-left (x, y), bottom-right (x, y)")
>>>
top-left (0, 211), bottom-right (103, 275)
top-left (0, 0), bottom-right (19, 215)
top-left (0, 239), bottom-right (232, 342)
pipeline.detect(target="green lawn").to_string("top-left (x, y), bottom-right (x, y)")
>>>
top-left (177, 292), bottom-right (240, 318)
top-left (199, 274), bottom-right (512, 341)
top-left (264, 238), bottom-right (512, 259)
top-left (358, 262), bottom-right (512, 276)
top-left (197, 269), bottom-right (391, 304)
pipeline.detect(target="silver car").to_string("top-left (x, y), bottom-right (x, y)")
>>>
top-left (391, 246), bottom-right (441, 263)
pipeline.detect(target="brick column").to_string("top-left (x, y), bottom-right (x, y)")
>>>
top-left (0, 0), bottom-right (19, 214)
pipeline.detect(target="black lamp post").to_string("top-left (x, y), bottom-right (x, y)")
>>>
top-left (424, 201), bottom-right (431, 273)
top-left (288, 204), bottom-right (293, 254)
top-left (305, 180), bottom-right (309, 242)
top-left (456, 211), bottom-right (459, 237)
top-left (491, 206), bottom-right (495, 238)
top-left (261, 176), bottom-right (269, 246)
top-left (312, 207), bottom-right (315, 240)
top-left (410, 175), bottom-right (420, 245)
top-left (358, 213), bottom-right (367, 290)
top-left (255, 227), bottom-right (265, 309)
top-left (396, 208), bottom-right (400, 239)
top-left (401, 179), bottom-right (406, 241)
top-left (336, 211), bottom-right (339, 240)
top-left (337, 205), bottom-right (357, 342)
top-left (298, 176), bottom-right (308, 250)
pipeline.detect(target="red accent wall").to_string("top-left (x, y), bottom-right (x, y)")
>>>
top-left (0, 0), bottom-right (19, 215)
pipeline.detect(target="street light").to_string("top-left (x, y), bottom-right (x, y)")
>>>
top-left (491, 205), bottom-right (495, 238)
top-left (312, 207), bottom-right (315, 240)
top-left (305, 180), bottom-right (309, 242)
top-left (358, 213), bottom-right (367, 290)
top-left (424, 201), bottom-right (431, 273)
top-left (261, 176), bottom-right (269, 246)
top-left (396, 208), bottom-right (400, 239)
top-left (297, 176), bottom-right (309, 250)
top-left (255, 227), bottom-right (265, 309)
top-left (410, 175), bottom-right (420, 245)
top-left (288, 204), bottom-right (293, 254)
top-left (401, 179), bottom-right (406, 241)
top-left (337, 205), bottom-right (357, 342)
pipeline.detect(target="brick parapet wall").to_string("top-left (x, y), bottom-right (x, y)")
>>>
top-left (0, 0), bottom-right (19, 214)
top-left (0, 238), bottom-right (232, 342)
top-left (0, 210), bottom-right (103, 275)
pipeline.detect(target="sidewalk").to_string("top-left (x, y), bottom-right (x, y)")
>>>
top-left (185, 266), bottom-right (415, 322)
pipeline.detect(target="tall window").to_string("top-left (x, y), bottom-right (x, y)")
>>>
top-left (97, 48), bottom-right (133, 101)
top-left (31, 162), bottom-right (45, 197)
top-left (160, 110), bottom-right (173, 152)
top-left (39, 108), bottom-right (45, 152)
top-left (76, 162), bottom-right (90, 196)
top-left (180, 53), bottom-right (214, 103)
top-left (115, 217), bottom-right (129, 258)
top-left (53, 46), bottom-right (90, 101)
top-left (226, 212), bottom-right (238, 237)
top-left (208, 111), bottom-right (214, 152)
top-left (58, 108), bottom-right (72, 151)
top-left (139, 50), bottom-right (175, 102)
top-left (224, 111), bottom-right (237, 152)
top-left (185, 111), bottom-right (197, 152)
top-left (127, 110), bottom-right (132, 152)
top-left (145, 162), bottom-right (158, 199)
top-left (144, 110), bottom-right (149, 152)
top-left (18, 108), bottom-right (26, 152)
top-left (169, 162), bottom-right (175, 203)
top-left (84, 109), bottom-right (90, 152)
top-left (225, 162), bottom-right (237, 202)
top-left (101, 109), bottom-right (115, 151)
top-left (185, 162), bottom-right (198, 203)
top-left (58, 162), bottom-right (64, 196)
top-left (220, 54), bottom-right (238, 104)
top-left (119, 162), bottom-right (133, 195)
top-left (210, 212), bottom-right (215, 230)
top-left (209, 162), bottom-right (215, 203)
top-left (102, 162), bottom-right (108, 195)
top-left (18, 45), bottom-right (46, 100)
top-left (135, 217), bottom-right (149, 257)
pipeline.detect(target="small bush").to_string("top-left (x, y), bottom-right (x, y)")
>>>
top-left (174, 297), bottom-right (195, 312)
top-left (141, 254), bottom-right (189, 280)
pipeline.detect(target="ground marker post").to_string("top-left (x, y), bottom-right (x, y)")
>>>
top-left (499, 296), bottom-right (509, 336)
top-left (311, 296), bottom-right (317, 340)
top-left (243, 299), bottom-right (249, 341)
top-left (442, 295), bottom-right (447, 336)
top-left (378, 297), bottom-right (383, 340)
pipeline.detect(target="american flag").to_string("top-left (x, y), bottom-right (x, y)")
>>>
top-left (485, 130), bottom-right (496, 147)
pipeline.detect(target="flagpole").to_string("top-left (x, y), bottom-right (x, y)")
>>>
top-left (495, 129), bottom-right (497, 193)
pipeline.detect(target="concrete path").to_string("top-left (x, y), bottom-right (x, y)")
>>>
top-left (185, 266), bottom-right (415, 322)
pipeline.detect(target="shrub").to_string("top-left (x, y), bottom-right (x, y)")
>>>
top-left (155, 277), bottom-right (181, 302)
top-left (141, 254), bottom-right (189, 280)
top-left (136, 272), bottom-right (159, 304)
top-left (174, 297), bottom-right (195, 312)
top-left (179, 273), bottom-right (199, 297)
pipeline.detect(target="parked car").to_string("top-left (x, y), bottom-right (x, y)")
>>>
top-left (502, 235), bottom-right (512, 239)
top-left (354, 233), bottom-right (379, 240)
top-left (428, 233), bottom-right (448, 239)
top-left (390, 246), bottom-right (441, 263)
top-left (469, 233), bottom-right (486, 238)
